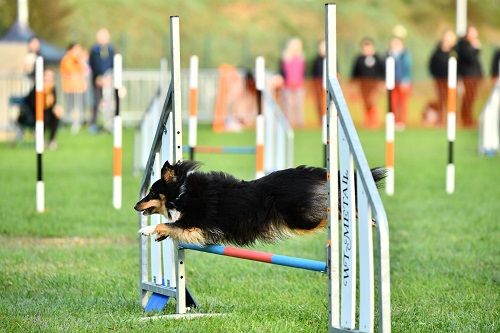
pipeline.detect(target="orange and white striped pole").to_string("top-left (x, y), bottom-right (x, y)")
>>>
top-left (113, 54), bottom-right (123, 209)
top-left (446, 56), bottom-right (457, 194)
top-left (322, 58), bottom-right (327, 168)
top-left (255, 56), bottom-right (265, 179)
top-left (385, 56), bottom-right (395, 196)
top-left (35, 56), bottom-right (45, 212)
top-left (188, 55), bottom-right (199, 161)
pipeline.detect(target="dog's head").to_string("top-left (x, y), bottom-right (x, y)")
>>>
top-left (134, 160), bottom-right (200, 219)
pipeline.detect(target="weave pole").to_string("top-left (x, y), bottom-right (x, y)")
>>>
top-left (113, 54), bottom-right (123, 209)
top-left (456, 0), bottom-right (467, 37)
top-left (385, 56), bottom-right (395, 196)
top-left (446, 57), bottom-right (457, 194)
top-left (35, 56), bottom-right (44, 213)
top-left (188, 55), bottom-right (199, 161)
top-left (255, 56), bottom-right (265, 179)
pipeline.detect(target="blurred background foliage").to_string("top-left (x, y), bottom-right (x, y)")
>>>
top-left (0, 0), bottom-right (499, 79)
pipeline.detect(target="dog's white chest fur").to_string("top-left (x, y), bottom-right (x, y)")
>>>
top-left (166, 208), bottom-right (181, 223)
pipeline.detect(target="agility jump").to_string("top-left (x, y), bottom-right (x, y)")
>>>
top-left (137, 5), bottom-right (390, 332)
top-left (134, 57), bottom-right (293, 177)
top-left (185, 55), bottom-right (293, 177)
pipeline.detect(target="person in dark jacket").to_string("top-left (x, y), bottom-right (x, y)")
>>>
top-left (23, 70), bottom-right (62, 149)
top-left (428, 29), bottom-right (457, 125)
top-left (351, 38), bottom-right (385, 128)
top-left (491, 48), bottom-right (500, 81)
top-left (456, 25), bottom-right (483, 128)
top-left (88, 28), bottom-right (114, 133)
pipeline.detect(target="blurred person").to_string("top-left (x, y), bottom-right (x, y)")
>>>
top-left (60, 42), bottom-right (87, 133)
top-left (491, 48), bottom-right (500, 82)
top-left (456, 25), bottom-right (483, 128)
top-left (311, 40), bottom-right (325, 126)
top-left (279, 38), bottom-right (306, 128)
top-left (24, 36), bottom-right (41, 81)
top-left (80, 49), bottom-right (92, 125)
top-left (25, 70), bottom-right (63, 149)
top-left (229, 70), bottom-right (257, 130)
top-left (388, 34), bottom-right (412, 130)
top-left (89, 28), bottom-right (115, 133)
top-left (350, 37), bottom-right (385, 129)
top-left (428, 29), bottom-right (457, 126)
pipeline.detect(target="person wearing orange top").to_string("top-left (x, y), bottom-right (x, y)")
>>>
top-left (60, 42), bottom-right (87, 133)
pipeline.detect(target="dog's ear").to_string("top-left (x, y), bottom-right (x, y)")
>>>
top-left (161, 160), bottom-right (201, 183)
top-left (161, 161), bottom-right (176, 182)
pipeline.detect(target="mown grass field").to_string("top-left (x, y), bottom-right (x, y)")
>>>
top-left (0, 124), bottom-right (498, 332)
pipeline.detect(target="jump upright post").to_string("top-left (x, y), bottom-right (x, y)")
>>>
top-left (35, 56), bottom-right (44, 213)
top-left (113, 54), bottom-right (123, 209)
top-left (325, 3), bottom-right (390, 332)
top-left (385, 56), bottom-right (395, 196)
top-left (139, 16), bottom-right (197, 314)
top-left (138, 6), bottom-right (390, 331)
top-left (446, 57), bottom-right (457, 194)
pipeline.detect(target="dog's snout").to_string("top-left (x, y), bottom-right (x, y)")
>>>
top-left (134, 202), bottom-right (142, 211)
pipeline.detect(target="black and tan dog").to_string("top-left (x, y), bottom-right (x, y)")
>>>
top-left (136, 161), bottom-right (385, 246)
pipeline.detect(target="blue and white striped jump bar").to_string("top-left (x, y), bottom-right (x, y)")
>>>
top-left (182, 145), bottom-right (256, 154)
top-left (180, 243), bottom-right (326, 273)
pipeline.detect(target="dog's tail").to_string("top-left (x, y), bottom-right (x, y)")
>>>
top-left (336, 167), bottom-right (387, 189)
top-left (370, 167), bottom-right (387, 189)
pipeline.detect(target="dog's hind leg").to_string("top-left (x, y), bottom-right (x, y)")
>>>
top-left (139, 223), bottom-right (206, 245)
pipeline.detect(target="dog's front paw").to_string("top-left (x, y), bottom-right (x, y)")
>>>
top-left (138, 225), bottom-right (156, 236)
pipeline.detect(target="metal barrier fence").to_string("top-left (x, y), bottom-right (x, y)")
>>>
top-left (263, 90), bottom-right (294, 173)
top-left (0, 73), bottom-right (31, 140)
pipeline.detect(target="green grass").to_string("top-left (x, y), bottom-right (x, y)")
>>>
top-left (0, 125), bottom-right (499, 332)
